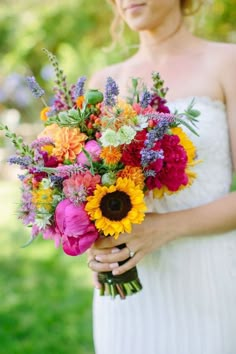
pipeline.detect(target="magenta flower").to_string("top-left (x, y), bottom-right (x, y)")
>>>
top-left (150, 94), bottom-right (170, 114)
top-left (146, 135), bottom-right (188, 191)
top-left (55, 199), bottom-right (99, 256)
top-left (77, 140), bottom-right (101, 166)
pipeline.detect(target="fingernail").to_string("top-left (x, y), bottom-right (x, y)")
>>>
top-left (111, 248), bottom-right (120, 254)
top-left (109, 262), bottom-right (119, 269)
top-left (95, 256), bottom-right (102, 261)
top-left (112, 269), bottom-right (119, 275)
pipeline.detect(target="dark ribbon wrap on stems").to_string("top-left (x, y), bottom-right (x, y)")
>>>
top-left (97, 244), bottom-right (142, 299)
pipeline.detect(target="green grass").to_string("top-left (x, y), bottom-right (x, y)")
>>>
top-left (0, 181), bottom-right (94, 354)
top-left (231, 174), bottom-right (236, 191)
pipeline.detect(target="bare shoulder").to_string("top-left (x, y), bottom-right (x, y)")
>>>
top-left (199, 39), bottom-right (236, 96)
top-left (203, 40), bottom-right (236, 75)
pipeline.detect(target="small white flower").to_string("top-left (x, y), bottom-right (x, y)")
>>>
top-left (100, 129), bottom-right (120, 147)
top-left (35, 208), bottom-right (52, 229)
top-left (117, 125), bottom-right (136, 145)
top-left (134, 114), bottom-right (149, 131)
top-left (41, 178), bottom-right (52, 189)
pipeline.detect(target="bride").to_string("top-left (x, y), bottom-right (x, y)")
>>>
top-left (87, 1), bottom-right (236, 353)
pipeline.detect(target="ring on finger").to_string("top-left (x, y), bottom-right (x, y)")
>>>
top-left (126, 245), bottom-right (135, 258)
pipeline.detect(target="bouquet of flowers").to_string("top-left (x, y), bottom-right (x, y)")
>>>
top-left (0, 49), bottom-right (200, 299)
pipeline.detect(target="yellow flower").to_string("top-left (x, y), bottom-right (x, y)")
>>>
top-left (40, 107), bottom-right (51, 121)
top-left (39, 123), bottom-right (87, 163)
top-left (115, 99), bottom-right (137, 120)
top-left (100, 146), bottom-right (122, 165)
top-left (85, 177), bottom-right (147, 238)
top-left (32, 187), bottom-right (54, 212)
top-left (118, 166), bottom-right (145, 189)
top-left (101, 99), bottom-right (137, 130)
top-left (171, 127), bottom-right (196, 163)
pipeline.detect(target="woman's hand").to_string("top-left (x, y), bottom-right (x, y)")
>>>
top-left (87, 212), bottom-right (178, 278)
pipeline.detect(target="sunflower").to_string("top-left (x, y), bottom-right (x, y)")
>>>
top-left (85, 177), bottom-right (147, 238)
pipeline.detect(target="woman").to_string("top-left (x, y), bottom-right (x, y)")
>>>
top-left (87, 1), bottom-right (236, 353)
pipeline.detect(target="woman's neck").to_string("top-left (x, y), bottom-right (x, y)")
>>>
top-left (138, 17), bottom-right (194, 61)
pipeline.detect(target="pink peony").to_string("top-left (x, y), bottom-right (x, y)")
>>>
top-left (55, 199), bottom-right (99, 256)
top-left (77, 140), bottom-right (101, 166)
top-left (43, 226), bottom-right (61, 248)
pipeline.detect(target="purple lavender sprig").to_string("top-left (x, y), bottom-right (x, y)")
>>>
top-left (74, 76), bottom-right (87, 98)
top-left (8, 155), bottom-right (33, 168)
top-left (140, 148), bottom-right (164, 168)
top-left (104, 77), bottom-right (119, 106)
top-left (140, 90), bottom-right (152, 108)
top-left (31, 137), bottom-right (55, 150)
top-left (35, 164), bottom-right (85, 178)
top-left (26, 76), bottom-right (45, 99)
top-left (145, 113), bottom-right (174, 148)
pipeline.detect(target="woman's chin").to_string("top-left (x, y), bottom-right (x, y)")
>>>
top-left (126, 19), bottom-right (153, 32)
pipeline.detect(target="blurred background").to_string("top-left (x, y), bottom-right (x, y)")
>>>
top-left (0, 1), bottom-right (235, 353)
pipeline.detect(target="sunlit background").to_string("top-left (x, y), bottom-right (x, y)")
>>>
top-left (0, 1), bottom-right (235, 353)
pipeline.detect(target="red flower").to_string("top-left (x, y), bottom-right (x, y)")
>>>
top-left (146, 134), bottom-right (188, 191)
top-left (150, 94), bottom-right (170, 114)
top-left (121, 130), bottom-right (147, 167)
top-left (42, 151), bottom-right (59, 167)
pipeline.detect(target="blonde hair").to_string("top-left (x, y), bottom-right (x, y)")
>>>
top-left (181, 0), bottom-right (203, 15)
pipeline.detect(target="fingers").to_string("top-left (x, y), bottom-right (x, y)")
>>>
top-left (94, 246), bottom-right (129, 264)
top-left (88, 259), bottom-right (119, 272)
top-left (112, 252), bottom-right (143, 276)
top-left (94, 235), bottom-right (124, 249)
top-left (88, 245), bottom-right (143, 276)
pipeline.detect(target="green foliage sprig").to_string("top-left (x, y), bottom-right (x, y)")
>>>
top-left (0, 123), bottom-right (34, 156)
top-left (172, 99), bottom-right (200, 136)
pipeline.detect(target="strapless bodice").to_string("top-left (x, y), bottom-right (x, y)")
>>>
top-left (146, 96), bottom-right (233, 213)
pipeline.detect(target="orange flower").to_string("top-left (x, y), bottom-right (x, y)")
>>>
top-left (100, 146), bottom-right (122, 165)
top-left (40, 107), bottom-right (51, 121)
top-left (75, 96), bottom-right (85, 109)
top-left (39, 123), bottom-right (87, 163)
top-left (117, 166), bottom-right (145, 189)
top-left (101, 98), bottom-right (137, 130)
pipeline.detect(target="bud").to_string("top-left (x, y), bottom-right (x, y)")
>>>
top-left (101, 172), bottom-right (116, 186)
top-left (85, 89), bottom-right (104, 105)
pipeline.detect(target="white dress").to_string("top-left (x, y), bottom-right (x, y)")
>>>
top-left (93, 96), bottom-right (236, 354)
